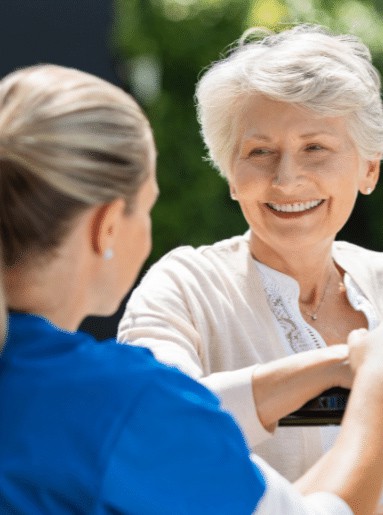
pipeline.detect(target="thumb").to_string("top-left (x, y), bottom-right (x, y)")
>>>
top-left (348, 327), bottom-right (369, 344)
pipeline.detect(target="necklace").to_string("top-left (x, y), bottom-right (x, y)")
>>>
top-left (300, 273), bottom-right (333, 321)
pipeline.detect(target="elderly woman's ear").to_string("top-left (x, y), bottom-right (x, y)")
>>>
top-left (360, 155), bottom-right (381, 195)
top-left (230, 186), bottom-right (238, 201)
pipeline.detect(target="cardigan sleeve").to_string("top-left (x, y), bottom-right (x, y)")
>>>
top-left (201, 366), bottom-right (272, 447)
top-left (118, 248), bottom-right (273, 448)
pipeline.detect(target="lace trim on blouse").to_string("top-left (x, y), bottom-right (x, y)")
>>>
top-left (254, 260), bottom-right (379, 356)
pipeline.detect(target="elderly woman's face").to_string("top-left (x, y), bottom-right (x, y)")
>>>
top-left (230, 95), bottom-right (380, 256)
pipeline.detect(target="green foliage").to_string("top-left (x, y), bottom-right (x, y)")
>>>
top-left (112, 0), bottom-right (383, 269)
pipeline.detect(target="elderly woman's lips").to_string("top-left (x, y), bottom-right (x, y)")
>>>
top-left (266, 199), bottom-right (324, 213)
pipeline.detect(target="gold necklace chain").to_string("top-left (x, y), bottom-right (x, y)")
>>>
top-left (300, 272), bottom-right (333, 321)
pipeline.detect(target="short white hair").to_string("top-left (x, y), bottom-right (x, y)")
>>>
top-left (195, 24), bottom-right (383, 177)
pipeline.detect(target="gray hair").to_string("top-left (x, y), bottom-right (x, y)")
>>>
top-left (195, 24), bottom-right (383, 177)
top-left (0, 64), bottom-right (155, 348)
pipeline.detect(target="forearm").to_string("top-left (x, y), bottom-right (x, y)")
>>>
top-left (252, 345), bottom-right (350, 430)
top-left (295, 364), bottom-right (383, 515)
top-left (253, 454), bottom-right (352, 515)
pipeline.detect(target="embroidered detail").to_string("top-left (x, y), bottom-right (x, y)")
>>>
top-left (255, 261), bottom-right (379, 354)
top-left (257, 265), bottom-right (323, 353)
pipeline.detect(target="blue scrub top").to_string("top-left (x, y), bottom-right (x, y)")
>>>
top-left (0, 313), bottom-right (265, 514)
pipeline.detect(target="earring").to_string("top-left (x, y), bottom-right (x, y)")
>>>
top-left (230, 191), bottom-right (237, 200)
top-left (366, 187), bottom-right (373, 195)
top-left (104, 248), bottom-right (114, 260)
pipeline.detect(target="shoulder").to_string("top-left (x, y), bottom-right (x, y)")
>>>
top-left (333, 240), bottom-right (383, 259)
top-left (101, 346), bottom-right (264, 514)
top-left (76, 331), bottom-right (220, 406)
top-left (333, 241), bottom-right (383, 270)
top-left (167, 231), bottom-right (250, 259)
top-left (333, 241), bottom-right (383, 306)
top-left (140, 232), bottom-right (251, 282)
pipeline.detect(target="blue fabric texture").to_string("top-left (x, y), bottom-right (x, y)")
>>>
top-left (0, 313), bottom-right (265, 514)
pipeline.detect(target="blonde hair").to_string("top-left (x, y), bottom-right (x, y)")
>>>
top-left (0, 64), bottom-right (155, 349)
top-left (196, 24), bottom-right (383, 177)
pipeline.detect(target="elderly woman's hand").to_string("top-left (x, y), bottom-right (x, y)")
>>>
top-left (347, 325), bottom-right (383, 374)
top-left (252, 344), bottom-right (353, 431)
top-left (325, 343), bottom-right (354, 389)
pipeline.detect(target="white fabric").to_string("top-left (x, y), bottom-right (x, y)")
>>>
top-left (255, 260), bottom-right (379, 353)
top-left (253, 455), bottom-right (353, 514)
top-left (118, 232), bottom-right (383, 481)
top-left (255, 259), bottom-right (380, 455)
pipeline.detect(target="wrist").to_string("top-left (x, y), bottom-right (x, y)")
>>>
top-left (321, 345), bottom-right (351, 390)
top-left (251, 346), bottom-right (350, 428)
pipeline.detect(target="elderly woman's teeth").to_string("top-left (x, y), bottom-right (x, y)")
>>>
top-left (267, 200), bottom-right (323, 212)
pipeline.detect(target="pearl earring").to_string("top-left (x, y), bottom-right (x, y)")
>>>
top-left (104, 248), bottom-right (114, 260)
top-left (230, 191), bottom-right (237, 200)
top-left (366, 187), bottom-right (373, 195)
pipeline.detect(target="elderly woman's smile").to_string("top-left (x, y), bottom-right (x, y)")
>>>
top-left (266, 199), bottom-right (324, 213)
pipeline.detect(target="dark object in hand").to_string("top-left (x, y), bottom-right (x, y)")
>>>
top-left (278, 387), bottom-right (350, 426)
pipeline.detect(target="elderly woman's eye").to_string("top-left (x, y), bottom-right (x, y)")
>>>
top-left (306, 144), bottom-right (324, 151)
top-left (249, 148), bottom-right (271, 156)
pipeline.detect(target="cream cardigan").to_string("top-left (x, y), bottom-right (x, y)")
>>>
top-left (118, 233), bottom-right (383, 481)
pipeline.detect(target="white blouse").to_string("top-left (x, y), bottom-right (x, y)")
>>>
top-left (255, 259), bottom-right (380, 452)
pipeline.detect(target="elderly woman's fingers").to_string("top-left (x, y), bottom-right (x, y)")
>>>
top-left (347, 327), bottom-right (370, 371)
top-left (348, 327), bottom-right (369, 344)
top-left (347, 323), bottom-right (383, 372)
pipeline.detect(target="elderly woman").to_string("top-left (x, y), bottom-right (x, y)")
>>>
top-left (118, 24), bottom-right (383, 482)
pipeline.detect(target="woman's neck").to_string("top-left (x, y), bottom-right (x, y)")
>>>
top-left (249, 233), bottom-right (342, 305)
top-left (4, 225), bottom-right (93, 331)
top-left (4, 206), bottom-right (113, 332)
top-left (5, 251), bottom-right (91, 332)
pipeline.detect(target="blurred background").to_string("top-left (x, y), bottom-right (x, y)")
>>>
top-left (2, 0), bottom-right (383, 338)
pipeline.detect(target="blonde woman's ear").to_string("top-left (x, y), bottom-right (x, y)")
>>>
top-left (91, 199), bottom-right (126, 257)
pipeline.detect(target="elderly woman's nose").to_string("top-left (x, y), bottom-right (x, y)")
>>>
top-left (272, 154), bottom-right (303, 187)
